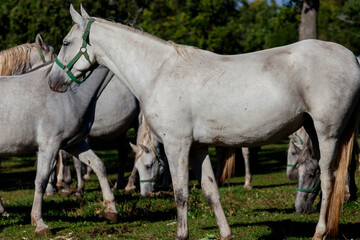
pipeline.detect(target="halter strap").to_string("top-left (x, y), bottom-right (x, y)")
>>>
top-left (37, 48), bottom-right (46, 63)
top-left (295, 133), bottom-right (304, 145)
top-left (139, 153), bottom-right (164, 183)
top-left (296, 179), bottom-right (321, 193)
top-left (55, 18), bottom-right (95, 85)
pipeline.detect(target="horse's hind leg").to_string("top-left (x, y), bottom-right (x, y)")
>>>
top-left (31, 145), bottom-right (59, 236)
top-left (242, 147), bottom-right (252, 190)
top-left (45, 167), bottom-right (57, 197)
top-left (73, 156), bottom-right (85, 197)
top-left (0, 195), bottom-right (9, 217)
top-left (115, 134), bottom-right (129, 189)
top-left (56, 151), bottom-right (64, 189)
top-left (67, 140), bottom-right (118, 222)
top-left (190, 147), bottom-right (233, 239)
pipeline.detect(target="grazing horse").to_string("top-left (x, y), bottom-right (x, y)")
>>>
top-left (128, 113), bottom-right (169, 195)
top-left (0, 34), bottom-right (56, 75)
top-left (287, 127), bottom-right (358, 213)
top-left (0, 64), bottom-right (118, 235)
top-left (48, 5), bottom-right (360, 239)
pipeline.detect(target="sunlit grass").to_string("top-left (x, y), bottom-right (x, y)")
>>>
top-left (0, 139), bottom-right (358, 239)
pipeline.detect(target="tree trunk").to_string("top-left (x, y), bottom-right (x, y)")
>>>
top-left (299, 0), bottom-right (319, 40)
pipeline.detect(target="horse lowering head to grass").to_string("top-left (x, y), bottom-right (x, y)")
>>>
top-left (287, 128), bottom-right (359, 214)
top-left (49, 5), bottom-right (360, 239)
top-left (0, 34), bottom-right (56, 75)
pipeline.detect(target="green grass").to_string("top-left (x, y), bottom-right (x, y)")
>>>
top-left (0, 140), bottom-right (359, 239)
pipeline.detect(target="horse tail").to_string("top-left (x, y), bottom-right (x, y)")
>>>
top-left (327, 116), bottom-right (357, 237)
top-left (217, 148), bottom-right (236, 186)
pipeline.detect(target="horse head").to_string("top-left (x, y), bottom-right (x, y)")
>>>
top-left (130, 142), bottom-right (165, 196)
top-left (288, 137), bottom-right (320, 214)
top-left (49, 4), bottom-right (97, 92)
top-left (33, 33), bottom-right (57, 67)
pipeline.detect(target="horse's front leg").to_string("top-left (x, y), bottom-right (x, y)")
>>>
top-left (242, 147), bottom-right (252, 190)
top-left (31, 145), bottom-right (59, 236)
top-left (190, 147), bottom-right (233, 240)
top-left (124, 164), bottom-right (137, 194)
top-left (67, 140), bottom-right (118, 222)
top-left (164, 140), bottom-right (191, 240)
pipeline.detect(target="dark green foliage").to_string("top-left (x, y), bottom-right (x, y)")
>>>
top-left (1, 0), bottom-right (359, 55)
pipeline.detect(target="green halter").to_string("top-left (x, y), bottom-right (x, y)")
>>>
top-left (37, 48), bottom-right (46, 63)
top-left (55, 18), bottom-right (95, 84)
top-left (296, 178), bottom-right (321, 193)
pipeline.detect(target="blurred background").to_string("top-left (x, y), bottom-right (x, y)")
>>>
top-left (1, 0), bottom-right (359, 55)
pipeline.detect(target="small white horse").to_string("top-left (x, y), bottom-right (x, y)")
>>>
top-left (0, 35), bottom-right (56, 215)
top-left (1, 64), bottom-right (118, 235)
top-left (45, 75), bottom-right (139, 196)
top-left (49, 5), bottom-right (360, 239)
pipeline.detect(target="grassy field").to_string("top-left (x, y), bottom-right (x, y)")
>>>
top-left (0, 139), bottom-right (359, 239)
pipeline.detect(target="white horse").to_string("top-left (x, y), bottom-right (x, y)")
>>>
top-left (287, 127), bottom-right (358, 213)
top-left (1, 64), bottom-right (119, 235)
top-left (0, 34), bottom-right (56, 75)
top-left (0, 35), bottom-right (56, 215)
top-left (45, 75), bottom-right (139, 196)
top-left (49, 5), bottom-right (360, 239)
top-left (128, 113), bottom-right (169, 195)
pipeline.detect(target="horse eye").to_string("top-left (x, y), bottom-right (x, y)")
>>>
top-left (146, 164), bottom-right (153, 170)
top-left (63, 40), bottom-right (70, 46)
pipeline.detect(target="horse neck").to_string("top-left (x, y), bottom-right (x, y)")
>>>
top-left (70, 67), bottom-right (112, 111)
top-left (91, 20), bottom-right (174, 100)
top-left (0, 43), bottom-right (32, 75)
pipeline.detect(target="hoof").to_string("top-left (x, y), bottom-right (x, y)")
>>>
top-left (223, 235), bottom-right (235, 240)
top-left (61, 189), bottom-right (72, 197)
top-left (44, 192), bottom-right (55, 197)
top-left (74, 191), bottom-right (84, 198)
top-left (83, 174), bottom-right (91, 181)
top-left (312, 231), bottom-right (325, 240)
top-left (124, 187), bottom-right (136, 195)
top-left (1, 212), bottom-right (9, 217)
top-left (35, 227), bottom-right (54, 237)
top-left (104, 211), bottom-right (118, 223)
top-left (244, 185), bottom-right (252, 190)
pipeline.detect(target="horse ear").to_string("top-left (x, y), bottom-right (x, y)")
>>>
top-left (80, 4), bottom-right (90, 19)
top-left (70, 4), bottom-right (86, 29)
top-left (129, 142), bottom-right (137, 152)
top-left (35, 33), bottom-right (48, 50)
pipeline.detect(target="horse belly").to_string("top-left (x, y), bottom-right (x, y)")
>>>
top-left (192, 87), bottom-right (304, 147)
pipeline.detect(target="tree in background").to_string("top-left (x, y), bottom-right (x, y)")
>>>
top-left (299, 0), bottom-right (319, 40)
top-left (0, 0), bottom-right (359, 55)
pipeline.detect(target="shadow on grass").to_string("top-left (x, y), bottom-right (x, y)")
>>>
top-left (252, 207), bottom-right (295, 214)
top-left (257, 220), bottom-right (360, 240)
top-left (0, 169), bottom-right (36, 191)
top-left (204, 220), bottom-right (360, 239)
top-left (0, 192), bottom-right (176, 230)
